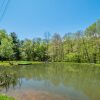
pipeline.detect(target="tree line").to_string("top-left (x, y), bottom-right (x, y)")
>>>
top-left (0, 20), bottom-right (100, 63)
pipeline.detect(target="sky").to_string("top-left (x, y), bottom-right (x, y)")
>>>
top-left (0, 0), bottom-right (100, 39)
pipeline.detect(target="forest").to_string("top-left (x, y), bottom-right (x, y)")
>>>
top-left (0, 20), bottom-right (100, 63)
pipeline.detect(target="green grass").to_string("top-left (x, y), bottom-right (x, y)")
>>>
top-left (17, 61), bottom-right (42, 64)
top-left (0, 62), bottom-right (11, 66)
top-left (0, 61), bottom-right (100, 67)
top-left (0, 95), bottom-right (15, 100)
top-left (0, 61), bottom-right (43, 66)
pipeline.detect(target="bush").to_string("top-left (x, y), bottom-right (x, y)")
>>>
top-left (64, 53), bottom-right (79, 62)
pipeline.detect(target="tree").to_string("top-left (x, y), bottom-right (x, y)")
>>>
top-left (0, 30), bottom-right (14, 61)
top-left (63, 32), bottom-right (73, 61)
top-left (10, 32), bottom-right (21, 60)
top-left (33, 38), bottom-right (48, 61)
top-left (85, 23), bottom-right (97, 37)
top-left (0, 38), bottom-right (14, 60)
top-left (85, 20), bottom-right (100, 63)
top-left (44, 32), bottom-right (51, 61)
top-left (20, 39), bottom-right (33, 61)
top-left (49, 33), bottom-right (63, 62)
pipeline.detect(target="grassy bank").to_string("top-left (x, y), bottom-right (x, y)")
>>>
top-left (0, 61), bottom-right (100, 67)
top-left (0, 61), bottom-right (43, 66)
top-left (0, 94), bottom-right (15, 100)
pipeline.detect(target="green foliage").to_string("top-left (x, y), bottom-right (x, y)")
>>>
top-left (49, 33), bottom-right (63, 62)
top-left (64, 53), bottom-right (78, 62)
top-left (85, 23), bottom-right (96, 37)
top-left (0, 30), bottom-right (14, 60)
top-left (10, 32), bottom-right (20, 60)
top-left (0, 38), bottom-right (14, 59)
top-left (20, 39), bottom-right (33, 60)
top-left (0, 19), bottom-right (100, 63)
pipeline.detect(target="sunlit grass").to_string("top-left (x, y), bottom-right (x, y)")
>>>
top-left (0, 61), bottom-right (100, 67)
top-left (0, 94), bottom-right (15, 100)
top-left (0, 61), bottom-right (43, 66)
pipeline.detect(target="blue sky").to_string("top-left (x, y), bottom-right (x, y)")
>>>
top-left (0, 0), bottom-right (100, 39)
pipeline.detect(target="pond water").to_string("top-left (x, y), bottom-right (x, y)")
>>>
top-left (0, 63), bottom-right (100, 100)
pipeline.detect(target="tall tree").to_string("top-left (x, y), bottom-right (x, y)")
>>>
top-left (0, 38), bottom-right (14, 60)
top-left (10, 32), bottom-right (20, 60)
top-left (63, 32), bottom-right (73, 61)
top-left (0, 30), bottom-right (14, 61)
top-left (33, 38), bottom-right (47, 61)
top-left (20, 39), bottom-right (33, 61)
top-left (49, 33), bottom-right (63, 62)
top-left (44, 32), bottom-right (51, 61)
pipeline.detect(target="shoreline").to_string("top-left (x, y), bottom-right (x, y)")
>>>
top-left (0, 61), bottom-right (43, 66)
top-left (0, 61), bottom-right (100, 67)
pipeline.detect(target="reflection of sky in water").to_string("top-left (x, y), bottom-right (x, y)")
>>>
top-left (0, 64), bottom-right (100, 100)
top-left (11, 78), bottom-right (89, 100)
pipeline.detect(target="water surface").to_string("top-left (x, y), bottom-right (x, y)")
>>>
top-left (0, 63), bottom-right (100, 100)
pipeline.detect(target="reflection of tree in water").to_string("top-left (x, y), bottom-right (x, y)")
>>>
top-left (0, 66), bottom-right (20, 91)
top-left (0, 63), bottom-right (100, 100)
top-left (19, 63), bottom-right (100, 100)
top-left (19, 63), bottom-right (100, 85)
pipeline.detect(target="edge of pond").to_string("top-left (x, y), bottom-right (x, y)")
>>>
top-left (0, 61), bottom-right (100, 67)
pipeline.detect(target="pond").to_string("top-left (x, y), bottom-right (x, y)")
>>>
top-left (0, 63), bottom-right (100, 100)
